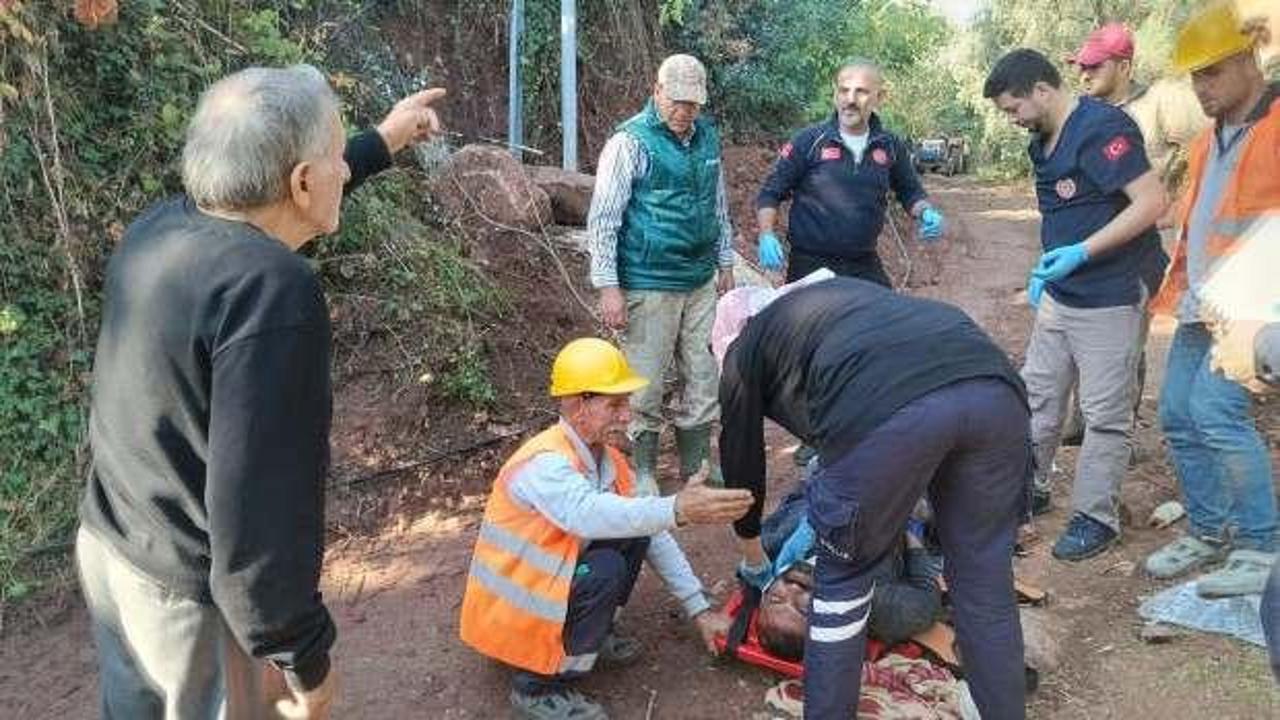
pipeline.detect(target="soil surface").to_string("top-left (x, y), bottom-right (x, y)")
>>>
top-left (3, 173), bottom-right (1278, 719)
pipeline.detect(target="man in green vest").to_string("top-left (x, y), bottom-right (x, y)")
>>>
top-left (586, 54), bottom-right (736, 493)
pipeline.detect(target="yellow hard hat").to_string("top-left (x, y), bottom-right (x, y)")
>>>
top-left (549, 338), bottom-right (649, 397)
top-left (1173, 1), bottom-right (1255, 73)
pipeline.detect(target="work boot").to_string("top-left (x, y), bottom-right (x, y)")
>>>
top-left (630, 430), bottom-right (659, 496)
top-left (1195, 549), bottom-right (1276, 598)
top-left (675, 424), bottom-right (723, 487)
top-left (1144, 535), bottom-right (1228, 579)
top-left (1051, 513), bottom-right (1118, 561)
top-left (597, 633), bottom-right (643, 667)
top-left (509, 686), bottom-right (608, 720)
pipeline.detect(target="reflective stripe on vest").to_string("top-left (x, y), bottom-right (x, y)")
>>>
top-left (476, 521), bottom-right (577, 583)
top-left (466, 556), bottom-right (566, 622)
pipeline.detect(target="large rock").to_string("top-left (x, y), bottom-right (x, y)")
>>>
top-left (525, 165), bottom-right (595, 226)
top-left (430, 144), bottom-right (553, 231)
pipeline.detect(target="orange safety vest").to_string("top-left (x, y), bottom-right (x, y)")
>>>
top-left (458, 424), bottom-right (635, 675)
top-left (1150, 94), bottom-right (1280, 315)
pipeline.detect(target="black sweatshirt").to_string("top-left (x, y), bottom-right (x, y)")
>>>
top-left (81, 130), bottom-right (391, 690)
top-left (719, 277), bottom-right (1027, 538)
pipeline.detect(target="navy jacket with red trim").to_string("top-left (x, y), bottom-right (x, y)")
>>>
top-left (756, 113), bottom-right (927, 260)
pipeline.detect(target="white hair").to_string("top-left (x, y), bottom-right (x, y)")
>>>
top-left (182, 64), bottom-right (339, 210)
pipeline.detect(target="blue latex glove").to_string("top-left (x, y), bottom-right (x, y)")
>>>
top-left (758, 231), bottom-right (786, 271)
top-left (905, 517), bottom-right (926, 543)
top-left (737, 557), bottom-right (774, 590)
top-left (1032, 242), bottom-right (1089, 282)
top-left (773, 519), bottom-right (815, 577)
top-left (1027, 275), bottom-right (1046, 308)
top-left (918, 207), bottom-right (945, 243)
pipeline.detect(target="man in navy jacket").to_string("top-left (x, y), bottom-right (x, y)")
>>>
top-left (754, 60), bottom-right (946, 286)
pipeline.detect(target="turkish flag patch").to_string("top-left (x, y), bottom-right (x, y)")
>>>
top-left (821, 147), bottom-right (842, 161)
top-left (779, 142), bottom-right (794, 159)
top-left (1102, 135), bottom-right (1131, 162)
top-left (871, 148), bottom-right (890, 166)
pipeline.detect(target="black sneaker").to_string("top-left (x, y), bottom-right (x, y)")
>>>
top-left (1051, 513), bottom-right (1118, 561)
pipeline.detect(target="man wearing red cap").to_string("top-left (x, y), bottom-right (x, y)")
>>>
top-left (1068, 23), bottom-right (1207, 198)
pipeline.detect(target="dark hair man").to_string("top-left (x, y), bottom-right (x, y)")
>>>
top-left (983, 48), bottom-right (1167, 562)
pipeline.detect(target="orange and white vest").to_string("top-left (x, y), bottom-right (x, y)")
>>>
top-left (1150, 94), bottom-right (1280, 316)
top-left (458, 424), bottom-right (635, 675)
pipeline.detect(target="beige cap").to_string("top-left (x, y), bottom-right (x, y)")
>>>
top-left (657, 54), bottom-right (707, 104)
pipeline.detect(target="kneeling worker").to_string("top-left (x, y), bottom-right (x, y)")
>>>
top-left (715, 276), bottom-right (1032, 719)
top-left (460, 338), bottom-right (753, 720)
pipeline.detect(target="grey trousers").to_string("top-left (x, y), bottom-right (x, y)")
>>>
top-left (1022, 293), bottom-right (1146, 531)
top-left (76, 528), bottom-right (280, 720)
top-left (620, 278), bottom-right (719, 436)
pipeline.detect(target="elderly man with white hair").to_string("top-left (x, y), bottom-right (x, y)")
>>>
top-left (76, 64), bottom-right (444, 719)
top-left (714, 274), bottom-right (1032, 719)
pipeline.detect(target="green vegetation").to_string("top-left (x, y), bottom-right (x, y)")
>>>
top-left (664, 0), bottom-right (1200, 176)
top-left (0, 1), bottom-right (502, 604)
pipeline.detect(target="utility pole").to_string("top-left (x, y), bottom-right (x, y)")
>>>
top-left (507, 0), bottom-right (524, 161)
top-left (560, 0), bottom-right (578, 171)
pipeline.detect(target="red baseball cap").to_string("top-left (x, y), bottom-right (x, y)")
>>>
top-left (1067, 23), bottom-right (1135, 66)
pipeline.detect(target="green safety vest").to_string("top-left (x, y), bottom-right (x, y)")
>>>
top-left (616, 100), bottom-right (721, 291)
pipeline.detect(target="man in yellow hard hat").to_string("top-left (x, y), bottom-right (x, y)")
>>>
top-left (459, 337), bottom-right (753, 719)
top-left (1146, 1), bottom-right (1279, 597)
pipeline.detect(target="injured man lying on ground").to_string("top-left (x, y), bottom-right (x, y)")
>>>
top-left (755, 466), bottom-right (944, 661)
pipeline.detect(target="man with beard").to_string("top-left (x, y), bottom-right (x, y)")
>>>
top-left (1145, 1), bottom-right (1279, 597)
top-left (983, 49), bottom-right (1167, 563)
top-left (753, 60), bottom-right (947, 286)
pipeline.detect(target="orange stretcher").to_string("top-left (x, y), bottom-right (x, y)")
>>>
top-left (712, 585), bottom-right (933, 678)
top-left (713, 577), bottom-right (1047, 677)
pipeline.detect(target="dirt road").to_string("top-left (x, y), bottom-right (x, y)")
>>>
top-left (3, 176), bottom-right (1276, 719)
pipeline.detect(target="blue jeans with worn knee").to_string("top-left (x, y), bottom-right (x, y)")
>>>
top-left (1159, 323), bottom-right (1276, 551)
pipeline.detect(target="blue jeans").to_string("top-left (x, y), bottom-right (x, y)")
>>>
top-left (1158, 323), bottom-right (1276, 551)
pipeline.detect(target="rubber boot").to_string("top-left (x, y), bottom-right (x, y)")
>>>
top-left (631, 430), bottom-right (660, 496)
top-left (675, 424), bottom-right (723, 487)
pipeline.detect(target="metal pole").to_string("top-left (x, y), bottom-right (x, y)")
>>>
top-left (560, 0), bottom-right (577, 171)
top-left (507, 0), bottom-right (524, 161)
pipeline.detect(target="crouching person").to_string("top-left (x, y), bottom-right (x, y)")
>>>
top-left (459, 338), bottom-right (753, 719)
top-left (715, 275), bottom-right (1032, 719)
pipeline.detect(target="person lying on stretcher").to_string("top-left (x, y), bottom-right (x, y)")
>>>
top-left (754, 472), bottom-right (944, 661)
